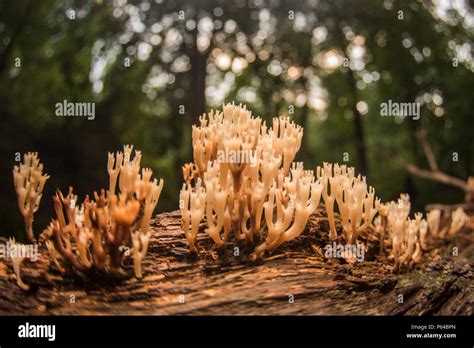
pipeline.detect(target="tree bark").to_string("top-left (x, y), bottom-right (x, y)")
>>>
top-left (190, 10), bottom-right (209, 125)
top-left (0, 209), bottom-right (472, 315)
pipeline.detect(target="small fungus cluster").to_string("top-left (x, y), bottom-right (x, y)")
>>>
top-left (41, 145), bottom-right (163, 278)
top-left (13, 152), bottom-right (50, 242)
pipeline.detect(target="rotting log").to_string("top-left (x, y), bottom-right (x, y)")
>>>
top-left (0, 209), bottom-right (472, 315)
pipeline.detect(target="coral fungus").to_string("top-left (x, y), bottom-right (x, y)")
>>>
top-left (41, 145), bottom-right (163, 278)
top-left (381, 194), bottom-right (426, 272)
top-left (179, 103), bottom-right (321, 258)
top-left (180, 103), bottom-right (432, 273)
top-left (13, 152), bottom-right (50, 242)
top-left (9, 238), bottom-right (30, 291)
top-left (316, 163), bottom-right (380, 243)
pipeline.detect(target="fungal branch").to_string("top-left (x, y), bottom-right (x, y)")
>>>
top-left (251, 163), bottom-right (323, 259)
top-left (271, 116), bottom-right (303, 176)
top-left (41, 145), bottom-right (163, 279)
top-left (337, 176), bottom-right (380, 244)
top-left (13, 152), bottom-right (50, 242)
top-left (427, 207), bottom-right (469, 238)
top-left (427, 209), bottom-right (441, 236)
top-left (377, 194), bottom-right (424, 272)
top-left (180, 179), bottom-right (206, 253)
top-left (9, 237), bottom-right (30, 291)
top-left (317, 163), bottom-right (380, 243)
top-left (449, 207), bottom-right (469, 235)
top-left (317, 163), bottom-right (354, 240)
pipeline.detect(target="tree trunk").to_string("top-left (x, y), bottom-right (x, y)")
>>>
top-left (190, 10), bottom-right (208, 125)
top-left (347, 70), bottom-right (368, 176)
top-left (0, 209), bottom-right (472, 315)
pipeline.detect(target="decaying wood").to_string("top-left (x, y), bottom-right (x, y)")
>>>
top-left (0, 209), bottom-right (472, 315)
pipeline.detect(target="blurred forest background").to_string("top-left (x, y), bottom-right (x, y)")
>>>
top-left (0, 0), bottom-right (473, 240)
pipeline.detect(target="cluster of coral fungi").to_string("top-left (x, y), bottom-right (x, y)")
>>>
top-left (180, 103), bottom-right (323, 260)
top-left (7, 104), bottom-right (471, 289)
top-left (40, 145), bottom-right (163, 278)
top-left (179, 103), bottom-right (469, 272)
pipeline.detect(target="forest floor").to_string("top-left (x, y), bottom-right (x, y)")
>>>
top-left (0, 209), bottom-right (472, 315)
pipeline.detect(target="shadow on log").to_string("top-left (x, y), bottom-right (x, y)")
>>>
top-left (0, 209), bottom-right (472, 315)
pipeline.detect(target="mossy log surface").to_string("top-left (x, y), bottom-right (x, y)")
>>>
top-left (0, 209), bottom-right (472, 315)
